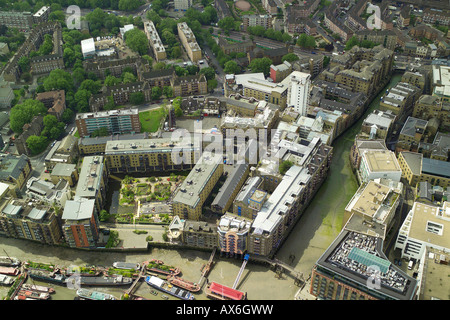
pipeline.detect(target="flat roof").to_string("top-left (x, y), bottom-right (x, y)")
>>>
top-left (363, 150), bottom-right (401, 172)
top-left (81, 38), bottom-right (95, 54)
top-left (252, 165), bottom-right (310, 234)
top-left (316, 230), bottom-right (417, 300)
top-left (422, 157), bottom-right (450, 179)
top-left (62, 198), bottom-right (95, 221)
top-left (105, 137), bottom-right (199, 155)
top-left (172, 154), bottom-right (222, 208)
top-left (75, 156), bottom-right (104, 198)
top-left (408, 202), bottom-right (450, 250)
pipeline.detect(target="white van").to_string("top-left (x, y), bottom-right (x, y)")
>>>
top-left (408, 260), bottom-right (414, 270)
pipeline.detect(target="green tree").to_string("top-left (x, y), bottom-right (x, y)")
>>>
top-left (10, 99), bottom-right (47, 134)
top-left (44, 69), bottom-right (74, 92)
top-left (18, 56), bottom-right (30, 73)
top-left (174, 104), bottom-right (183, 117)
top-left (218, 17), bottom-right (236, 32)
top-left (124, 28), bottom-right (149, 55)
top-left (249, 57), bottom-right (273, 76)
top-left (26, 135), bottom-right (48, 155)
top-left (199, 67), bottom-right (216, 80)
top-left (130, 92), bottom-right (145, 105)
top-left (282, 53), bottom-right (300, 62)
top-left (162, 86), bottom-right (173, 98)
top-left (104, 75), bottom-right (121, 87)
top-left (223, 60), bottom-right (240, 74)
top-left (345, 36), bottom-right (359, 51)
top-left (279, 160), bottom-right (293, 175)
top-left (122, 72), bottom-right (136, 84)
top-left (151, 87), bottom-right (162, 100)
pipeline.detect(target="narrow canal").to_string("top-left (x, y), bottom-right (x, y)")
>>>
top-left (0, 74), bottom-right (402, 301)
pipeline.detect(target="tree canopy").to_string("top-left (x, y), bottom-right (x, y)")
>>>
top-left (10, 99), bottom-right (47, 134)
top-left (124, 28), bottom-right (149, 55)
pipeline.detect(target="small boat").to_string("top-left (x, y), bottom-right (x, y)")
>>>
top-left (22, 284), bottom-right (55, 293)
top-left (167, 275), bottom-right (201, 292)
top-left (145, 276), bottom-right (194, 300)
top-left (0, 274), bottom-right (14, 285)
top-left (18, 289), bottom-right (50, 300)
top-left (150, 290), bottom-right (158, 296)
top-left (0, 266), bottom-right (19, 276)
top-left (0, 256), bottom-right (21, 267)
top-left (66, 265), bottom-right (101, 277)
top-left (161, 294), bottom-right (169, 300)
top-left (112, 262), bottom-right (140, 270)
top-left (76, 288), bottom-right (116, 301)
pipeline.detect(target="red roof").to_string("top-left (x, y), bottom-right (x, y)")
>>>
top-left (209, 282), bottom-right (245, 300)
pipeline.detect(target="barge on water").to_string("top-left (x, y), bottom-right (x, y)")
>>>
top-left (0, 256), bottom-right (21, 267)
top-left (0, 274), bottom-right (14, 285)
top-left (0, 266), bottom-right (19, 276)
top-left (17, 289), bottom-right (50, 300)
top-left (22, 284), bottom-right (55, 293)
top-left (112, 262), bottom-right (140, 270)
top-left (77, 288), bottom-right (116, 300)
top-left (167, 275), bottom-right (200, 292)
top-left (145, 276), bottom-right (194, 300)
top-left (28, 269), bottom-right (67, 285)
top-left (71, 275), bottom-right (133, 286)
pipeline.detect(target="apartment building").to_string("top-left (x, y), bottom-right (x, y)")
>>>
top-left (140, 68), bottom-right (174, 88)
top-left (395, 201), bottom-right (450, 262)
top-left (0, 6), bottom-right (49, 30)
top-left (286, 71), bottom-right (311, 116)
top-left (89, 81), bottom-right (151, 111)
top-left (270, 61), bottom-right (292, 83)
top-left (181, 220), bottom-right (218, 249)
top-left (398, 151), bottom-right (450, 188)
top-left (217, 213), bottom-right (252, 256)
top-left (172, 154), bottom-right (223, 221)
top-left (422, 8), bottom-right (450, 26)
top-left (171, 74), bottom-right (208, 97)
top-left (233, 176), bottom-right (265, 220)
top-left (15, 116), bottom-right (44, 156)
top-left (83, 57), bottom-right (148, 80)
top-left (62, 197), bottom-right (99, 249)
top-left (144, 21), bottom-right (166, 61)
top-left (431, 64), bottom-right (450, 103)
top-left (355, 29), bottom-right (398, 51)
top-left (401, 71), bottom-right (428, 93)
top-left (0, 153), bottom-right (32, 194)
top-left (218, 37), bottom-right (256, 55)
top-left (211, 163), bottom-right (250, 215)
top-left (75, 156), bottom-right (108, 213)
top-left (311, 230), bottom-right (418, 300)
top-left (79, 132), bottom-right (149, 156)
top-left (104, 138), bottom-right (200, 174)
top-left (50, 163), bottom-right (78, 187)
top-left (35, 90), bottom-right (66, 120)
top-left (75, 108), bottom-right (141, 138)
top-left (242, 15), bottom-right (273, 32)
top-left (361, 110), bottom-right (396, 140)
top-left (3, 21), bottom-right (63, 82)
top-left (177, 22), bottom-right (202, 63)
top-left (0, 198), bottom-right (63, 245)
top-left (0, 75), bottom-right (14, 108)
top-left (396, 116), bottom-right (429, 153)
top-left (174, 0), bottom-right (192, 11)
top-left (226, 73), bottom-right (288, 108)
top-left (379, 82), bottom-right (422, 122)
top-left (350, 139), bottom-right (387, 170)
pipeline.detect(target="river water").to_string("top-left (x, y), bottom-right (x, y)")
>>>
top-left (0, 74), bottom-right (402, 301)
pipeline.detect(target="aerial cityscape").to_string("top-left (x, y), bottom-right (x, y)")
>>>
top-left (0, 0), bottom-right (449, 304)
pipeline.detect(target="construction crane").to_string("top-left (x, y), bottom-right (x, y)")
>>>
top-left (232, 254), bottom-right (249, 290)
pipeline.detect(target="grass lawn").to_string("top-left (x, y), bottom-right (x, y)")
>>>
top-left (139, 108), bottom-right (165, 133)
